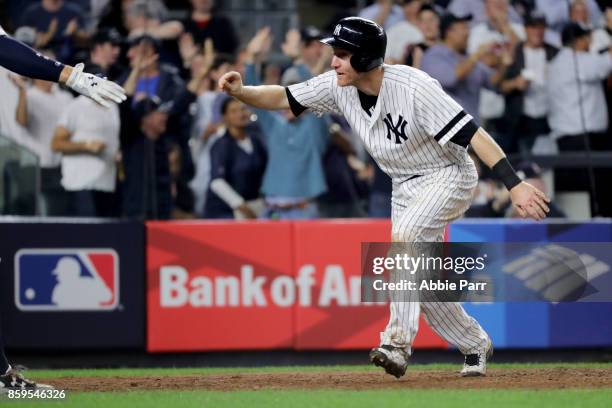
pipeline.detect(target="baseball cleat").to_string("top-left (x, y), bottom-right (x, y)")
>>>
top-left (460, 337), bottom-right (494, 377)
top-left (369, 345), bottom-right (409, 379)
top-left (0, 365), bottom-right (54, 393)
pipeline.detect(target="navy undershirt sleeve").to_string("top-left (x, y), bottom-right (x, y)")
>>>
top-left (0, 35), bottom-right (64, 82)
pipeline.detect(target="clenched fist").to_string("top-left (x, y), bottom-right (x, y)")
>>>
top-left (218, 71), bottom-right (243, 96)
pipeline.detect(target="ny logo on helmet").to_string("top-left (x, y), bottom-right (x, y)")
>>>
top-left (334, 24), bottom-right (341, 36)
top-left (383, 113), bottom-right (408, 144)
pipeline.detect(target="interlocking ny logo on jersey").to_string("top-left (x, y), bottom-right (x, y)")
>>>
top-left (15, 249), bottom-right (119, 311)
top-left (383, 113), bottom-right (408, 144)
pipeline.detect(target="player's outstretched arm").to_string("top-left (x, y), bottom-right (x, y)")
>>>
top-left (470, 127), bottom-right (550, 221)
top-left (218, 71), bottom-right (289, 110)
top-left (0, 33), bottom-right (126, 107)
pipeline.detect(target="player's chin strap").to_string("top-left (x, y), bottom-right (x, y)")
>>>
top-left (492, 157), bottom-right (521, 191)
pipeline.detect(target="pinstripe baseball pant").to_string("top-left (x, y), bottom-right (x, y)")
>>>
top-left (381, 164), bottom-right (490, 355)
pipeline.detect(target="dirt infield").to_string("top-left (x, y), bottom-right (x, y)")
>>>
top-left (52, 368), bottom-right (612, 392)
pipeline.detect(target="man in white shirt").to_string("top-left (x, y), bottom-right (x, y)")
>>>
top-left (548, 22), bottom-right (612, 216)
top-left (51, 95), bottom-right (121, 217)
top-left (10, 57), bottom-right (74, 215)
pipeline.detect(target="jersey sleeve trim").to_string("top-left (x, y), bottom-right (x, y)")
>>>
top-left (434, 110), bottom-right (476, 146)
top-left (286, 71), bottom-right (339, 116)
top-left (285, 87), bottom-right (307, 117)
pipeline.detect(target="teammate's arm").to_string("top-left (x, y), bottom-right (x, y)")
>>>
top-left (470, 128), bottom-right (550, 220)
top-left (0, 32), bottom-right (125, 107)
top-left (218, 71), bottom-right (290, 110)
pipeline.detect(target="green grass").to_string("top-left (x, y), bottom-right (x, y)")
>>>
top-left (27, 362), bottom-right (612, 379)
top-left (2, 364), bottom-right (610, 408)
top-left (4, 389), bottom-right (612, 408)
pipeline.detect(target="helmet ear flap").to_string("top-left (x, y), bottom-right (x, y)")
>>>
top-left (350, 54), bottom-right (383, 72)
top-left (350, 54), bottom-right (369, 72)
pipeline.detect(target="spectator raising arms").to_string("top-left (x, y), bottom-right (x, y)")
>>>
top-left (19, 0), bottom-right (89, 62)
top-left (121, 34), bottom-right (195, 182)
top-left (448, 0), bottom-right (523, 26)
top-left (120, 41), bottom-right (209, 219)
top-left (421, 13), bottom-right (512, 123)
top-left (188, 40), bottom-right (234, 217)
top-left (243, 28), bottom-right (329, 220)
top-left (500, 12), bottom-right (558, 154)
top-left (180, 0), bottom-right (239, 55)
top-left (281, 26), bottom-right (330, 79)
top-left (359, 0), bottom-right (406, 30)
top-left (124, 0), bottom-right (239, 56)
top-left (467, 0), bottom-right (525, 153)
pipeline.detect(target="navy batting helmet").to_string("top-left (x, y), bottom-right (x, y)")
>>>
top-left (320, 17), bottom-right (386, 72)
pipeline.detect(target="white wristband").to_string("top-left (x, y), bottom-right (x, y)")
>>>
top-left (210, 178), bottom-right (245, 209)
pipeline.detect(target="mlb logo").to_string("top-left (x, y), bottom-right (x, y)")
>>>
top-left (15, 249), bottom-right (119, 311)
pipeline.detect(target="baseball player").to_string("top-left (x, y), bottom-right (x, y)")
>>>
top-left (0, 25), bottom-right (126, 392)
top-left (219, 17), bottom-right (549, 378)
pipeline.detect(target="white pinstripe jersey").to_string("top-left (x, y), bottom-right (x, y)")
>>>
top-left (287, 64), bottom-right (477, 185)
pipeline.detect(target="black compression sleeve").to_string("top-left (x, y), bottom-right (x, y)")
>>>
top-left (492, 157), bottom-right (522, 191)
top-left (285, 87), bottom-right (307, 117)
top-left (449, 119), bottom-right (479, 147)
top-left (0, 35), bottom-right (64, 82)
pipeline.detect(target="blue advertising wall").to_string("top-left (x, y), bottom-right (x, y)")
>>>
top-left (449, 220), bottom-right (612, 349)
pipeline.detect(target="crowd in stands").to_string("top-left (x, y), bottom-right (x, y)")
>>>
top-left (0, 0), bottom-right (611, 220)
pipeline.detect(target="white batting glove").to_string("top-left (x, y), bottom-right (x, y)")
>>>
top-left (65, 63), bottom-right (127, 108)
